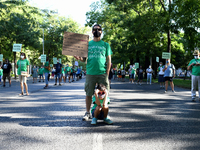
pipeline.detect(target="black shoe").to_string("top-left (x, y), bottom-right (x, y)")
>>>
top-left (9, 84), bottom-right (11, 87)
top-left (192, 98), bottom-right (196, 102)
top-left (3, 85), bottom-right (5, 87)
top-left (54, 84), bottom-right (57, 86)
top-left (39, 81), bottom-right (41, 82)
top-left (59, 84), bottom-right (61, 86)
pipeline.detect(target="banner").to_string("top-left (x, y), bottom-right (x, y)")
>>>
top-left (12, 44), bottom-right (22, 52)
top-left (62, 32), bottom-right (89, 57)
top-left (162, 52), bottom-right (171, 59)
top-left (40, 55), bottom-right (46, 63)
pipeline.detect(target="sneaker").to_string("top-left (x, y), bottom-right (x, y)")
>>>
top-left (59, 84), bottom-right (62, 86)
top-left (192, 98), bottom-right (196, 102)
top-left (104, 118), bottom-right (113, 125)
top-left (164, 90), bottom-right (167, 93)
top-left (54, 84), bottom-right (57, 86)
top-left (82, 112), bottom-right (91, 121)
top-left (39, 81), bottom-right (41, 82)
top-left (172, 90), bottom-right (176, 93)
top-left (9, 84), bottom-right (11, 87)
top-left (3, 85), bottom-right (5, 87)
top-left (91, 118), bottom-right (97, 125)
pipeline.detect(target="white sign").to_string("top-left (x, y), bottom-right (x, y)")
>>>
top-left (0, 54), bottom-right (3, 61)
top-left (75, 61), bottom-right (78, 66)
top-left (59, 58), bottom-right (61, 64)
top-left (156, 57), bottom-right (159, 63)
top-left (162, 52), bottom-right (171, 59)
top-left (41, 55), bottom-right (46, 63)
top-left (121, 65), bottom-right (123, 69)
top-left (53, 57), bottom-right (57, 64)
top-left (12, 44), bottom-right (22, 52)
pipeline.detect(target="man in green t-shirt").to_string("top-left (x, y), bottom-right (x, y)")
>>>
top-left (64, 64), bottom-right (71, 83)
top-left (187, 50), bottom-right (200, 102)
top-left (74, 24), bottom-right (113, 121)
top-left (0, 66), bottom-right (3, 84)
top-left (38, 66), bottom-right (44, 82)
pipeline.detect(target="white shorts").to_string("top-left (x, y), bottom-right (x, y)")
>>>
top-left (19, 75), bottom-right (27, 83)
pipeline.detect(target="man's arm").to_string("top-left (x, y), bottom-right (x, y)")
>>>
top-left (106, 55), bottom-right (111, 76)
top-left (74, 55), bottom-right (86, 62)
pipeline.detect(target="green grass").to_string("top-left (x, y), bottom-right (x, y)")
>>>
top-left (125, 75), bottom-right (191, 89)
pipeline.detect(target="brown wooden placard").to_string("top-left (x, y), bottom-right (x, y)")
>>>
top-left (62, 32), bottom-right (89, 57)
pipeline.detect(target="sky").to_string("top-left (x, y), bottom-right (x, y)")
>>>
top-left (29, 0), bottom-right (97, 27)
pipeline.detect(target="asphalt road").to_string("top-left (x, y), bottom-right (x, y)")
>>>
top-left (0, 77), bottom-right (200, 150)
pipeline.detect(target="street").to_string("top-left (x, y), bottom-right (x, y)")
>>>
top-left (0, 77), bottom-right (200, 150)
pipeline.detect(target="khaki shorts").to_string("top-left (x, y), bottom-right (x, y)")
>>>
top-left (85, 73), bottom-right (109, 96)
top-left (19, 75), bottom-right (27, 83)
top-left (3, 73), bottom-right (11, 81)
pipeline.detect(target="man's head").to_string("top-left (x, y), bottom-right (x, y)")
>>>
top-left (193, 50), bottom-right (199, 59)
top-left (96, 83), bottom-right (106, 100)
top-left (20, 52), bottom-right (26, 59)
top-left (166, 59), bottom-right (170, 64)
top-left (57, 59), bottom-right (59, 63)
top-left (5, 58), bottom-right (8, 63)
top-left (140, 66), bottom-right (142, 69)
top-left (159, 62), bottom-right (163, 66)
top-left (92, 24), bottom-right (102, 38)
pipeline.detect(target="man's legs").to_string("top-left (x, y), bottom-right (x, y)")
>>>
top-left (165, 80), bottom-right (168, 91)
top-left (191, 75), bottom-right (197, 99)
top-left (45, 73), bottom-right (49, 87)
top-left (170, 81), bottom-right (174, 91)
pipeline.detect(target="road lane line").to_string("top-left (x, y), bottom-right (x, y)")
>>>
top-left (93, 133), bottom-right (103, 150)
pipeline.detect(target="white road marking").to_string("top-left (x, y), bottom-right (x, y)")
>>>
top-left (93, 133), bottom-right (103, 150)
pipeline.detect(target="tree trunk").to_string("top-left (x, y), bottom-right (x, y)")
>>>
top-left (14, 52), bottom-right (16, 79)
top-left (167, 30), bottom-right (171, 53)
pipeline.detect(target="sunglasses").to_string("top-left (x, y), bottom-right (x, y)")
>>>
top-left (98, 91), bottom-right (105, 95)
top-left (93, 28), bottom-right (102, 31)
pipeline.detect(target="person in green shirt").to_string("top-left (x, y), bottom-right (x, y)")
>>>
top-left (187, 50), bottom-right (200, 102)
top-left (16, 52), bottom-right (30, 96)
top-left (74, 24), bottom-right (113, 121)
top-left (64, 64), bottom-right (71, 83)
top-left (44, 57), bottom-right (50, 89)
top-left (0, 66), bottom-right (3, 84)
top-left (91, 84), bottom-right (113, 125)
top-left (38, 66), bottom-right (44, 82)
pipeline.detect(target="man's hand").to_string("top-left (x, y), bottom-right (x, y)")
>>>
top-left (74, 55), bottom-right (82, 61)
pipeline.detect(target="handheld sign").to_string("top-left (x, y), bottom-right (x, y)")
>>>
top-left (62, 32), bottom-right (89, 57)
top-left (121, 65), bottom-right (123, 69)
top-left (156, 57), bottom-right (159, 63)
top-left (12, 44), bottom-right (22, 52)
top-left (0, 54), bottom-right (3, 61)
top-left (53, 57), bottom-right (57, 64)
top-left (162, 52), bottom-right (171, 59)
top-left (41, 55), bottom-right (46, 63)
top-left (135, 63), bottom-right (139, 69)
top-left (59, 58), bottom-right (61, 64)
top-left (75, 61), bottom-right (78, 66)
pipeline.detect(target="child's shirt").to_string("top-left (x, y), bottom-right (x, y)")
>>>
top-left (91, 96), bottom-right (110, 114)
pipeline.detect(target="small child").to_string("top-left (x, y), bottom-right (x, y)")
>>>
top-left (91, 84), bottom-right (113, 125)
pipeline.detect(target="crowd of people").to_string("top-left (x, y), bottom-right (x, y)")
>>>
top-left (1, 24), bottom-right (200, 127)
top-left (0, 55), bottom-right (85, 94)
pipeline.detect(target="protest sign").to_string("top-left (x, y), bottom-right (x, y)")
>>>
top-left (162, 52), bottom-right (171, 59)
top-left (53, 57), bottom-right (57, 64)
top-left (135, 63), bottom-right (139, 69)
top-left (12, 44), bottom-right (22, 52)
top-left (59, 58), bottom-right (61, 64)
top-left (41, 55), bottom-right (46, 63)
top-left (62, 32), bottom-right (89, 57)
top-left (75, 61), bottom-right (78, 66)
top-left (0, 54), bottom-right (3, 61)
top-left (156, 57), bottom-right (159, 62)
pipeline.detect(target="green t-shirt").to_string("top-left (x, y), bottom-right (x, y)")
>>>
top-left (71, 68), bottom-right (74, 73)
top-left (131, 67), bottom-right (136, 74)
top-left (87, 40), bottom-right (113, 75)
top-left (17, 59), bottom-right (30, 75)
top-left (65, 66), bottom-right (71, 73)
top-left (39, 68), bottom-right (44, 74)
top-left (188, 58), bottom-right (200, 76)
top-left (44, 61), bottom-right (49, 73)
top-left (91, 96), bottom-right (110, 114)
top-left (62, 68), bottom-right (65, 74)
top-left (0, 68), bottom-right (3, 76)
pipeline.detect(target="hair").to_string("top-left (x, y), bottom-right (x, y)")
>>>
top-left (96, 83), bottom-right (106, 91)
top-left (20, 52), bottom-right (26, 59)
top-left (92, 24), bottom-right (102, 31)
